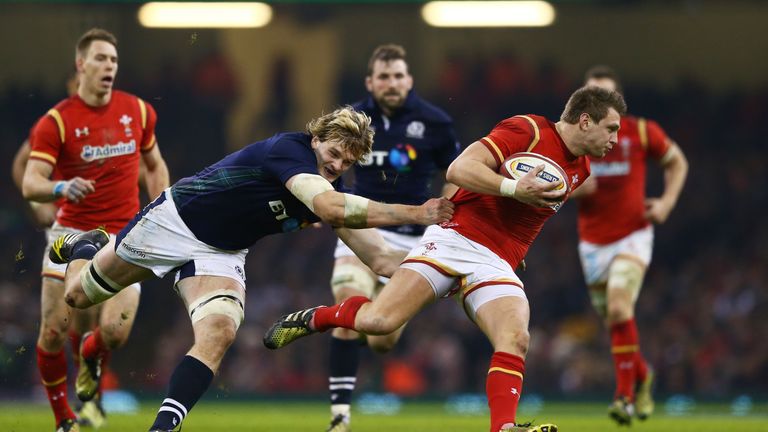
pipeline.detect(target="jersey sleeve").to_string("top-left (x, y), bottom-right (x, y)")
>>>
top-left (480, 116), bottom-right (534, 166)
top-left (29, 114), bottom-right (62, 166)
top-left (644, 119), bottom-right (671, 160)
top-left (265, 136), bottom-right (320, 184)
top-left (434, 123), bottom-right (461, 169)
top-left (139, 99), bottom-right (158, 152)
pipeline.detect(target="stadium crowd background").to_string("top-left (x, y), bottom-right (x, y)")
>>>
top-left (1, 1), bottom-right (766, 403)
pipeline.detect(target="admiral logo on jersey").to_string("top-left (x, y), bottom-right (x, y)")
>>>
top-left (81, 140), bottom-right (137, 162)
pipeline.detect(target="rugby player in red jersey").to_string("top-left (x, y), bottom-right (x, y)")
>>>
top-left (572, 66), bottom-right (688, 425)
top-left (265, 86), bottom-right (627, 432)
top-left (22, 28), bottom-right (169, 432)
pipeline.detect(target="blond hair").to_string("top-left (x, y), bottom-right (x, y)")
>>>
top-left (307, 106), bottom-right (373, 162)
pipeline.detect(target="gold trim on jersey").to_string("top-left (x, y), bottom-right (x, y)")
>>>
top-left (462, 278), bottom-right (522, 298)
top-left (138, 98), bottom-right (147, 129)
top-left (142, 134), bottom-right (157, 152)
top-left (402, 256), bottom-right (463, 277)
top-left (488, 367), bottom-right (524, 379)
top-left (611, 344), bottom-right (639, 354)
top-left (481, 136), bottom-right (504, 165)
top-left (47, 108), bottom-right (66, 144)
top-left (638, 118), bottom-right (648, 149)
top-left (30, 150), bottom-right (56, 165)
top-left (516, 115), bottom-right (540, 151)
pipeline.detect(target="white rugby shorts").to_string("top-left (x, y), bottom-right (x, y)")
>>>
top-left (42, 223), bottom-right (141, 293)
top-left (578, 225), bottom-right (654, 285)
top-left (399, 225), bottom-right (526, 320)
top-left (115, 189), bottom-right (248, 289)
top-left (333, 229), bottom-right (421, 284)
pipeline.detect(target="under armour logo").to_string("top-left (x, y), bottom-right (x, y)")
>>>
top-left (572, 174), bottom-right (579, 185)
top-left (75, 127), bottom-right (89, 137)
top-left (511, 388), bottom-right (519, 396)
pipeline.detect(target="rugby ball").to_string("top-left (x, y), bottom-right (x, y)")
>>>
top-left (500, 152), bottom-right (568, 192)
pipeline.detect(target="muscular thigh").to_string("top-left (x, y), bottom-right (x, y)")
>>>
top-left (99, 285), bottom-right (140, 331)
top-left (474, 295), bottom-right (530, 353)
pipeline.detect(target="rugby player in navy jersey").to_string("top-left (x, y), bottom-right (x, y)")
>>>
top-left (326, 44), bottom-right (461, 432)
top-left (49, 106), bottom-right (454, 432)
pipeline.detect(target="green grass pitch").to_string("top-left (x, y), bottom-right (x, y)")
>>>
top-left (0, 400), bottom-right (764, 431)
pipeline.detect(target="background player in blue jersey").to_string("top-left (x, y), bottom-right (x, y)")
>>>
top-left (326, 44), bottom-right (461, 432)
top-left (50, 106), bottom-right (454, 432)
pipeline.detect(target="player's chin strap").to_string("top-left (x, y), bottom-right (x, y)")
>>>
top-left (187, 289), bottom-right (245, 331)
top-left (81, 259), bottom-right (124, 304)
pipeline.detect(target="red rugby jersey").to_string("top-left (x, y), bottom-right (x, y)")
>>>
top-left (444, 115), bottom-right (591, 269)
top-left (577, 116), bottom-right (670, 245)
top-left (29, 90), bottom-right (157, 233)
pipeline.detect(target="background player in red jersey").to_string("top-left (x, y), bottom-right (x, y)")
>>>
top-left (265, 86), bottom-right (627, 432)
top-left (21, 28), bottom-right (169, 432)
top-left (572, 66), bottom-right (688, 425)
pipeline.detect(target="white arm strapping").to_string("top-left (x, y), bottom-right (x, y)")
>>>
top-left (289, 173), bottom-right (334, 212)
top-left (343, 193), bottom-right (370, 228)
top-left (500, 178), bottom-right (518, 197)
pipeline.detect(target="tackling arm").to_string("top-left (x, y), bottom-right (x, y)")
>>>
top-left (334, 227), bottom-right (407, 278)
top-left (286, 173), bottom-right (454, 229)
top-left (139, 145), bottom-right (170, 198)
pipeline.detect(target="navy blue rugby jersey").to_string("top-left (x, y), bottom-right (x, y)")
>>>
top-left (351, 91), bottom-right (460, 236)
top-left (171, 132), bottom-right (343, 250)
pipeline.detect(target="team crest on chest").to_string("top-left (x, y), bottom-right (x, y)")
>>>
top-left (120, 114), bottom-right (134, 137)
top-left (405, 121), bottom-right (425, 139)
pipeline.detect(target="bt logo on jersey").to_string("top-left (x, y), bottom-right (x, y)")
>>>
top-left (359, 144), bottom-right (418, 172)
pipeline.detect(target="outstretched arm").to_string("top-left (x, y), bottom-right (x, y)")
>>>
top-left (645, 142), bottom-right (688, 224)
top-left (285, 173), bottom-right (454, 229)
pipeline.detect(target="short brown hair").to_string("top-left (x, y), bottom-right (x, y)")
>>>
top-left (307, 106), bottom-right (374, 162)
top-left (367, 44), bottom-right (407, 76)
top-left (584, 65), bottom-right (623, 93)
top-left (76, 28), bottom-right (117, 58)
top-left (561, 86), bottom-right (627, 124)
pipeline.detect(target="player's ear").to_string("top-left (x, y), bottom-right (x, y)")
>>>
top-left (365, 76), bottom-right (373, 92)
top-left (579, 113), bottom-right (592, 130)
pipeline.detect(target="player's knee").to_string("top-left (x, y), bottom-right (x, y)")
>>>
top-left (37, 323), bottom-right (67, 350)
top-left (589, 290), bottom-right (608, 319)
top-left (78, 260), bottom-right (124, 306)
top-left (64, 290), bottom-right (92, 309)
top-left (207, 315), bottom-right (239, 346)
top-left (100, 320), bottom-right (133, 350)
top-left (331, 264), bottom-right (377, 300)
top-left (496, 329), bottom-right (530, 357)
top-left (188, 289), bottom-right (245, 347)
top-left (368, 337), bottom-right (397, 354)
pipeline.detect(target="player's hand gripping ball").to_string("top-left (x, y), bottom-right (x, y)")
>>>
top-left (499, 152), bottom-right (569, 193)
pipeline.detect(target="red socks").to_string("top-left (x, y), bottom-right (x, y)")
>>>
top-left (81, 327), bottom-right (108, 360)
top-left (610, 318), bottom-right (646, 400)
top-left (486, 351), bottom-right (525, 432)
top-left (36, 346), bottom-right (75, 425)
top-left (312, 296), bottom-right (370, 331)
